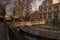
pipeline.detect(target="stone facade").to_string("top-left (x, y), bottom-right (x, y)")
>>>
top-left (28, 11), bottom-right (40, 21)
top-left (39, 0), bottom-right (60, 22)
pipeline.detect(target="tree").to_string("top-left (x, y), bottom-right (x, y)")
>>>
top-left (6, 0), bottom-right (25, 19)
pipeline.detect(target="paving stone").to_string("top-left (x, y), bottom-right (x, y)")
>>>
top-left (0, 22), bottom-right (7, 40)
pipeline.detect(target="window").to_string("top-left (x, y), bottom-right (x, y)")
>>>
top-left (54, 6), bottom-right (58, 12)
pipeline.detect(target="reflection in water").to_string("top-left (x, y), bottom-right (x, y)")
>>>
top-left (24, 35), bottom-right (37, 40)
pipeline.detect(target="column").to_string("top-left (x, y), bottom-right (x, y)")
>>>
top-left (46, 8), bottom-right (48, 20)
top-left (42, 9), bottom-right (44, 19)
top-left (58, 5), bottom-right (60, 20)
top-left (42, 13), bottom-right (44, 19)
top-left (52, 6), bottom-right (54, 19)
top-left (58, 12), bottom-right (60, 20)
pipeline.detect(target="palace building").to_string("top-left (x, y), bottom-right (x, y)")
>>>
top-left (39, 0), bottom-right (60, 22)
top-left (28, 11), bottom-right (40, 21)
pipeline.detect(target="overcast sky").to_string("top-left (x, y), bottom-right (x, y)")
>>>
top-left (32, 0), bottom-right (44, 11)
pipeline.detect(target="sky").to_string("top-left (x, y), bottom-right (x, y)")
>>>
top-left (32, 0), bottom-right (44, 11)
top-left (31, 0), bottom-right (60, 12)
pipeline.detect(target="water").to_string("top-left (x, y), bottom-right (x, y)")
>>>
top-left (8, 27), bottom-right (58, 40)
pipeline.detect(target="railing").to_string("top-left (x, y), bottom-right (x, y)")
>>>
top-left (8, 20), bottom-right (60, 39)
top-left (19, 23), bottom-right (60, 39)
